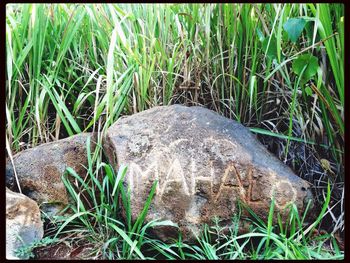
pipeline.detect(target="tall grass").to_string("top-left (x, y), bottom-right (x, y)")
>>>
top-left (6, 2), bottom-right (344, 246)
top-left (6, 4), bottom-right (344, 153)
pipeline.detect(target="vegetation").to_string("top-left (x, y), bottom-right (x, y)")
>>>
top-left (6, 3), bottom-right (344, 259)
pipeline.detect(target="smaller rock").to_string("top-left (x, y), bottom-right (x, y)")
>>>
top-left (6, 188), bottom-right (44, 259)
top-left (6, 133), bottom-right (96, 215)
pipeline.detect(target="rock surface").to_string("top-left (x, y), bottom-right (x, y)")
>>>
top-left (6, 133), bottom-right (96, 214)
top-left (6, 188), bottom-right (44, 259)
top-left (105, 105), bottom-right (314, 241)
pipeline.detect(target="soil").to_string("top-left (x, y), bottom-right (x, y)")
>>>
top-left (34, 242), bottom-right (96, 260)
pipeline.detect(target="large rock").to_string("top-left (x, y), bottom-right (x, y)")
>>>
top-left (6, 188), bottom-right (44, 259)
top-left (6, 133), bottom-right (96, 214)
top-left (105, 105), bottom-right (314, 241)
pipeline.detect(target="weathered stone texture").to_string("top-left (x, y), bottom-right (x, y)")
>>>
top-left (6, 188), bottom-right (44, 259)
top-left (6, 133), bottom-right (96, 214)
top-left (105, 105), bottom-right (314, 241)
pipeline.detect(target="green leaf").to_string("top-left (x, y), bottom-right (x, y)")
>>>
top-left (292, 54), bottom-right (318, 82)
top-left (249, 127), bottom-right (343, 153)
top-left (256, 28), bottom-right (264, 42)
top-left (283, 18), bottom-right (307, 43)
top-left (107, 222), bottom-right (145, 259)
top-left (262, 35), bottom-right (277, 59)
top-left (282, 30), bottom-right (289, 42)
top-left (304, 21), bottom-right (320, 43)
top-left (305, 86), bottom-right (313, 96)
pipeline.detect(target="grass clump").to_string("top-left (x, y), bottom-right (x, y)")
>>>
top-left (47, 137), bottom-right (176, 259)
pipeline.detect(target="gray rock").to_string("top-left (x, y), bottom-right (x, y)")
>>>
top-left (6, 188), bottom-right (44, 259)
top-left (105, 105), bottom-right (314, 242)
top-left (6, 133), bottom-right (96, 215)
